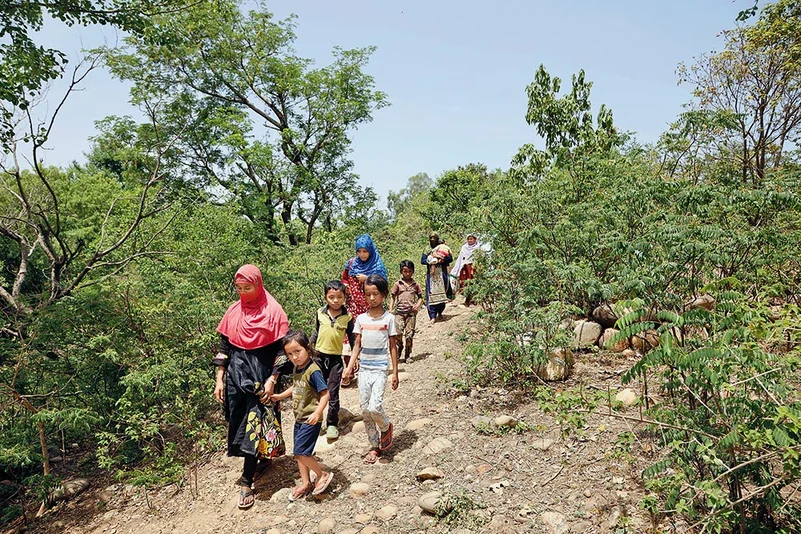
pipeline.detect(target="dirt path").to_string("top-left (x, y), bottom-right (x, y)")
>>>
top-left (30, 302), bottom-right (660, 534)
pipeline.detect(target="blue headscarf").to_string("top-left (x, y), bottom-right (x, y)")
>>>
top-left (346, 234), bottom-right (388, 281)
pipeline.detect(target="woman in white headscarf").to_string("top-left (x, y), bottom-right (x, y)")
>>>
top-left (449, 233), bottom-right (482, 306)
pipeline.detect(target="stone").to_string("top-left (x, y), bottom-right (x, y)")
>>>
top-left (416, 467), bottom-right (445, 481)
top-left (270, 488), bottom-right (292, 502)
top-left (405, 418), bottom-right (432, 431)
top-left (471, 415), bottom-right (494, 429)
top-left (361, 527), bottom-right (381, 534)
top-left (349, 482), bottom-right (370, 497)
top-left (375, 505), bottom-right (398, 520)
top-left (397, 371), bottom-right (410, 382)
top-left (494, 415), bottom-right (518, 428)
top-left (314, 436), bottom-right (335, 453)
top-left (687, 294), bottom-right (715, 311)
top-left (48, 478), bottom-right (89, 504)
top-left (573, 319), bottom-right (602, 347)
top-left (316, 518), bottom-right (335, 533)
top-left (615, 388), bottom-right (638, 407)
top-left (361, 473), bottom-right (376, 484)
top-left (422, 437), bottom-right (453, 455)
top-left (351, 421), bottom-right (365, 433)
top-left (536, 348), bottom-right (574, 381)
top-left (621, 348), bottom-right (637, 358)
top-left (539, 511), bottom-right (569, 534)
top-left (630, 329), bottom-right (659, 353)
top-left (338, 530), bottom-right (359, 534)
top-left (592, 304), bottom-right (618, 328)
top-left (599, 328), bottom-right (629, 352)
top-left (418, 491), bottom-right (452, 515)
top-left (531, 438), bottom-right (555, 451)
top-left (354, 513), bottom-right (372, 523)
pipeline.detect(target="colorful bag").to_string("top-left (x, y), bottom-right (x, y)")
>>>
top-left (246, 402), bottom-right (285, 459)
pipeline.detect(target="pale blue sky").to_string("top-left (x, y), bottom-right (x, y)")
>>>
top-left (32, 0), bottom-right (750, 200)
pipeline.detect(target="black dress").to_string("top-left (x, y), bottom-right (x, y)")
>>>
top-left (214, 335), bottom-right (292, 457)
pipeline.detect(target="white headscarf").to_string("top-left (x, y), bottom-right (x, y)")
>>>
top-left (449, 233), bottom-right (482, 279)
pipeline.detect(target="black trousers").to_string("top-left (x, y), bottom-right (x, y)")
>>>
top-left (315, 353), bottom-right (344, 427)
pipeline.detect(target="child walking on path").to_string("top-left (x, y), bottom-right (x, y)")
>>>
top-left (271, 331), bottom-right (334, 501)
top-left (309, 280), bottom-right (355, 440)
top-left (342, 274), bottom-right (399, 464)
top-left (389, 260), bottom-right (423, 363)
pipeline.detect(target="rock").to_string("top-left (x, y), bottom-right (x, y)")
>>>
top-left (317, 518), bottom-right (335, 533)
top-left (354, 513), bottom-right (372, 523)
top-left (630, 329), bottom-right (659, 353)
top-left (531, 438), bottom-right (555, 451)
top-left (338, 530), bottom-right (359, 534)
top-left (687, 294), bottom-right (715, 311)
top-left (488, 479), bottom-right (511, 494)
top-left (416, 467), bottom-right (445, 481)
top-left (397, 371), bottom-right (410, 382)
top-left (349, 482), bottom-right (370, 497)
top-left (622, 348), bottom-right (637, 358)
top-left (536, 348), bottom-right (574, 381)
top-left (539, 511), bottom-right (569, 534)
top-left (615, 388), bottom-right (638, 407)
top-left (270, 488), bottom-right (292, 502)
top-left (418, 491), bottom-right (452, 515)
top-left (50, 456), bottom-right (63, 463)
top-left (599, 328), bottom-right (629, 352)
top-left (592, 304), bottom-right (618, 328)
top-left (573, 319), bottom-right (602, 348)
top-left (477, 463), bottom-right (492, 474)
top-left (465, 464), bottom-right (476, 474)
top-left (338, 407), bottom-right (356, 424)
top-left (471, 415), bottom-right (494, 429)
top-left (351, 421), bottom-right (365, 433)
top-left (360, 527), bottom-right (381, 534)
top-left (375, 505), bottom-right (398, 520)
top-left (685, 325), bottom-right (709, 340)
top-left (422, 437), bottom-right (453, 455)
top-left (361, 473), bottom-right (376, 484)
top-left (405, 418), bottom-right (432, 431)
top-left (494, 415), bottom-right (518, 428)
top-left (48, 478), bottom-right (89, 505)
top-left (314, 436), bottom-right (335, 453)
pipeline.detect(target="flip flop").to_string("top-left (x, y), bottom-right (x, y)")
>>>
top-left (379, 423), bottom-right (394, 451)
top-left (311, 472), bottom-right (334, 496)
top-left (238, 487), bottom-right (255, 510)
top-left (363, 448), bottom-right (380, 464)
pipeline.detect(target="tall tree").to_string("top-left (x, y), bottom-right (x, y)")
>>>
top-left (103, 0), bottom-right (388, 245)
top-left (680, 0), bottom-right (801, 185)
top-left (0, 0), bottom-right (192, 145)
top-left (386, 172), bottom-right (431, 221)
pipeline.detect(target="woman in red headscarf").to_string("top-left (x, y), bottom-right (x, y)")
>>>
top-left (213, 264), bottom-right (290, 509)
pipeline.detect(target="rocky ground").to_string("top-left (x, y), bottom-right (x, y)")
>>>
top-left (18, 300), bottom-right (676, 534)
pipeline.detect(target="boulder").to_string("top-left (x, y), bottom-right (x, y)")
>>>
top-left (536, 348), bottom-right (574, 381)
top-left (418, 491), bottom-right (453, 515)
top-left (416, 467), bottom-right (445, 481)
top-left (573, 320), bottom-right (602, 348)
top-left (599, 328), bottom-right (629, 352)
top-left (494, 415), bottom-right (518, 428)
top-left (687, 294), bottom-right (715, 311)
top-left (592, 304), bottom-right (619, 328)
top-left (615, 388), bottom-right (638, 407)
top-left (630, 329), bottom-right (659, 353)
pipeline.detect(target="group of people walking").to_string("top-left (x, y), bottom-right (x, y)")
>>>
top-left (212, 232), bottom-right (485, 509)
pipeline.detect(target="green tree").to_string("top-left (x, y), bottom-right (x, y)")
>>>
top-left (102, 0), bottom-right (388, 245)
top-left (386, 172), bottom-right (432, 221)
top-left (679, 0), bottom-right (801, 185)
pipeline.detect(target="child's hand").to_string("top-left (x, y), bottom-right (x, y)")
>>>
top-left (391, 373), bottom-right (399, 390)
top-left (306, 412), bottom-right (320, 425)
top-left (342, 368), bottom-right (352, 382)
top-left (269, 393), bottom-right (281, 402)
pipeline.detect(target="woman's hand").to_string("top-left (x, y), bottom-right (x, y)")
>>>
top-left (213, 380), bottom-right (225, 404)
top-left (356, 274), bottom-right (368, 283)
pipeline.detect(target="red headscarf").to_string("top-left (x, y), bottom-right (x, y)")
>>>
top-left (216, 264), bottom-right (289, 350)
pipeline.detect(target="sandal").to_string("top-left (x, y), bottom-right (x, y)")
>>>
top-left (289, 483), bottom-right (313, 502)
top-left (238, 486), bottom-right (255, 510)
top-left (311, 472), bottom-right (334, 496)
top-left (379, 423), bottom-right (394, 451)
top-left (363, 448), bottom-right (380, 464)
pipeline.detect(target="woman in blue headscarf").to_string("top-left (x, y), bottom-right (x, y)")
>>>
top-left (341, 234), bottom-right (388, 318)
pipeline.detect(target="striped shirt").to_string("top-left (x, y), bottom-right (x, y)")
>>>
top-left (354, 311), bottom-right (397, 371)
